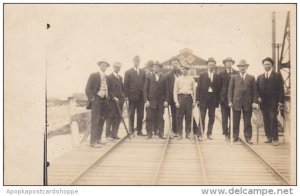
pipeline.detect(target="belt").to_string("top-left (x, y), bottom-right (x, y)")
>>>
top-left (178, 94), bottom-right (192, 96)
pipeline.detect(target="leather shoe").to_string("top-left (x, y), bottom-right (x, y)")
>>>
top-left (233, 138), bottom-right (239, 142)
top-left (106, 137), bottom-right (114, 141)
top-left (113, 135), bottom-right (120, 139)
top-left (173, 133), bottom-right (180, 137)
top-left (272, 140), bottom-right (279, 146)
top-left (90, 143), bottom-right (102, 148)
top-left (246, 139), bottom-right (253, 145)
top-left (225, 135), bottom-right (230, 141)
top-left (159, 135), bottom-right (166, 139)
top-left (137, 132), bottom-right (146, 136)
top-left (264, 138), bottom-right (272, 143)
top-left (186, 134), bottom-right (192, 139)
top-left (96, 139), bottom-right (106, 144)
top-left (207, 135), bottom-right (213, 140)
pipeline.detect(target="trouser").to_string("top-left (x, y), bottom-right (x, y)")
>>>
top-left (262, 107), bottom-right (278, 141)
top-left (176, 94), bottom-right (192, 136)
top-left (128, 98), bottom-right (144, 133)
top-left (145, 105), bottom-right (164, 136)
top-left (233, 107), bottom-right (252, 140)
top-left (90, 97), bottom-right (109, 145)
top-left (200, 105), bottom-right (216, 136)
top-left (106, 99), bottom-right (124, 138)
top-left (220, 103), bottom-right (231, 136)
top-left (169, 101), bottom-right (178, 134)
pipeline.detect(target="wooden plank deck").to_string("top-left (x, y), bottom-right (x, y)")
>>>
top-left (48, 108), bottom-right (292, 185)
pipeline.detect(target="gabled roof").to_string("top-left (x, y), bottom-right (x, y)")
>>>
top-left (161, 48), bottom-right (207, 65)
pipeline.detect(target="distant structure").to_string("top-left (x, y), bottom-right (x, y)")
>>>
top-left (160, 48), bottom-right (222, 79)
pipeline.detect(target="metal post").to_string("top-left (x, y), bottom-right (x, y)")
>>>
top-left (272, 12), bottom-right (276, 67)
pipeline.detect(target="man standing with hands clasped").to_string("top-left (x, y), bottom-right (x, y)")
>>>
top-left (196, 57), bottom-right (220, 140)
top-left (144, 62), bottom-right (169, 139)
top-left (257, 57), bottom-right (284, 146)
top-left (228, 60), bottom-right (258, 144)
top-left (173, 61), bottom-right (196, 140)
top-left (124, 55), bottom-right (146, 136)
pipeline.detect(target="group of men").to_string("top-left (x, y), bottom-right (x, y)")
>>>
top-left (85, 55), bottom-right (284, 148)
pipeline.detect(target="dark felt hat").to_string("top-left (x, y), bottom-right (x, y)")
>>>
top-left (207, 57), bottom-right (216, 64)
top-left (237, 59), bottom-right (249, 67)
top-left (262, 57), bottom-right (275, 65)
top-left (223, 57), bottom-right (235, 64)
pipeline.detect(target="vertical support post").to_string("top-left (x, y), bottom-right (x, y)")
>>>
top-left (272, 12), bottom-right (277, 70)
top-left (68, 97), bottom-right (80, 147)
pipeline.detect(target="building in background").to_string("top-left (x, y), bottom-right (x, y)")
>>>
top-left (160, 48), bottom-right (222, 81)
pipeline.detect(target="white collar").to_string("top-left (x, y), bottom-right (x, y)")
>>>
top-left (240, 72), bottom-right (247, 77)
top-left (208, 70), bottom-right (214, 75)
top-left (133, 67), bottom-right (139, 71)
top-left (226, 68), bottom-right (232, 73)
top-left (113, 72), bottom-right (119, 78)
top-left (265, 70), bottom-right (272, 75)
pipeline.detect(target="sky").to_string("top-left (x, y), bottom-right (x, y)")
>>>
top-left (42, 4), bottom-right (295, 98)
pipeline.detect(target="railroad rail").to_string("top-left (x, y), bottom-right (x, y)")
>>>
top-left (49, 108), bottom-right (290, 185)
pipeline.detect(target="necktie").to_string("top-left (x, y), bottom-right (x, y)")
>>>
top-left (266, 72), bottom-right (268, 79)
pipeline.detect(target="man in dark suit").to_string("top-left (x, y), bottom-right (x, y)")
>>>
top-left (106, 62), bottom-right (125, 140)
top-left (165, 57), bottom-right (181, 136)
top-left (124, 56), bottom-right (146, 136)
top-left (219, 57), bottom-right (238, 140)
top-left (144, 62), bottom-right (169, 139)
top-left (196, 57), bottom-right (220, 140)
top-left (85, 60), bottom-right (110, 148)
top-left (257, 57), bottom-right (284, 146)
top-left (228, 60), bottom-right (258, 144)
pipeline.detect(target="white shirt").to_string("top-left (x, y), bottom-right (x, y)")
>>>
top-left (265, 70), bottom-right (272, 79)
top-left (173, 75), bottom-right (196, 105)
top-left (133, 66), bottom-right (139, 75)
top-left (240, 72), bottom-right (247, 80)
top-left (113, 72), bottom-right (120, 79)
top-left (155, 74), bottom-right (159, 81)
top-left (98, 70), bottom-right (108, 97)
top-left (226, 68), bottom-right (233, 74)
top-left (208, 71), bottom-right (214, 82)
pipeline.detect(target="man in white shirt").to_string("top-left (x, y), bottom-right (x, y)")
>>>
top-left (173, 61), bottom-right (196, 139)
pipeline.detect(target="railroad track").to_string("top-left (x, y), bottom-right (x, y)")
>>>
top-left (65, 109), bottom-right (289, 185)
top-left (214, 112), bottom-right (290, 185)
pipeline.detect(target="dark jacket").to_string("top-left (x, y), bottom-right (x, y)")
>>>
top-left (107, 73), bottom-right (125, 100)
top-left (85, 72), bottom-right (110, 109)
top-left (143, 73), bottom-right (169, 109)
top-left (196, 71), bottom-right (220, 108)
top-left (228, 73), bottom-right (258, 111)
top-left (219, 69), bottom-right (238, 105)
top-left (85, 72), bottom-right (101, 101)
top-left (165, 69), bottom-right (181, 104)
top-left (124, 67), bottom-right (146, 101)
top-left (257, 71), bottom-right (284, 110)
